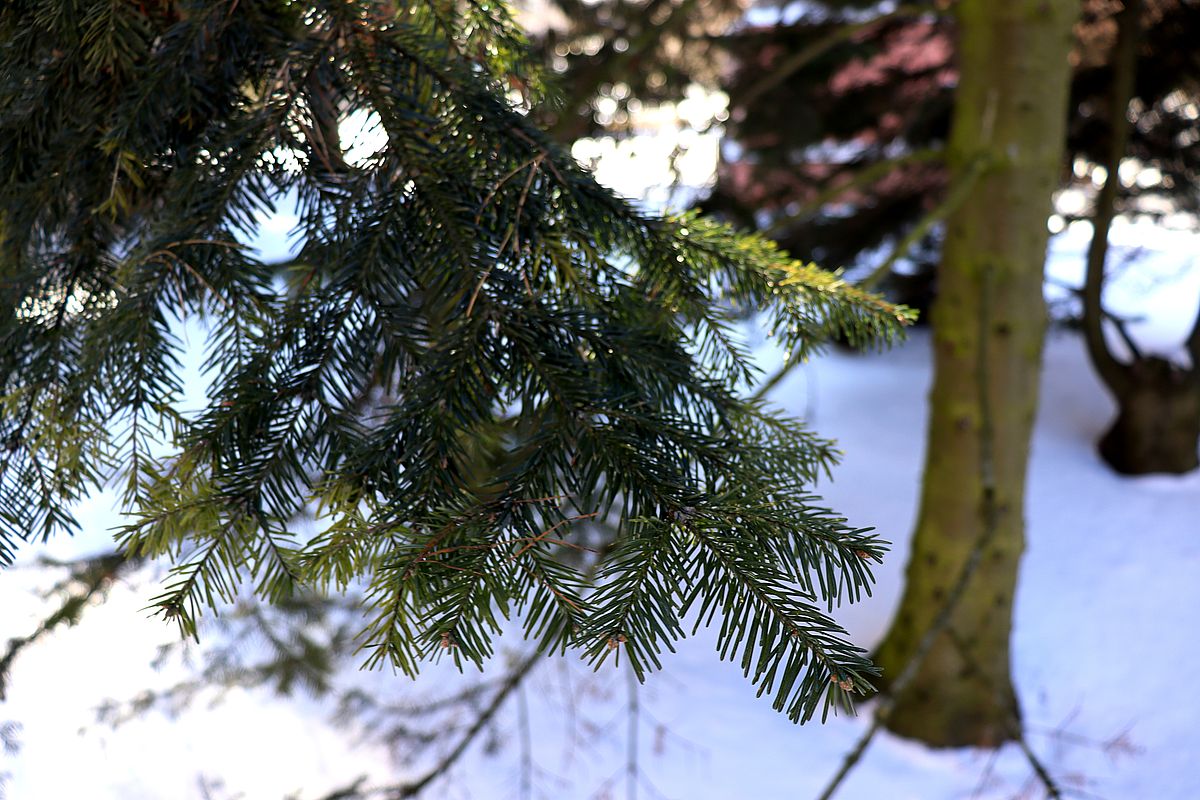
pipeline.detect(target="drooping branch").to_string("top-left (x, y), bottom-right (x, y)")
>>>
top-left (751, 152), bottom-right (972, 400)
top-left (1082, 0), bottom-right (1142, 395)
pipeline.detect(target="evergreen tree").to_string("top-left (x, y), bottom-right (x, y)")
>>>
top-left (0, 0), bottom-right (911, 726)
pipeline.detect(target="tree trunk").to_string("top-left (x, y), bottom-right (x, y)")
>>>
top-left (1079, 0), bottom-right (1200, 475)
top-left (1100, 358), bottom-right (1200, 474)
top-left (871, 0), bottom-right (1077, 747)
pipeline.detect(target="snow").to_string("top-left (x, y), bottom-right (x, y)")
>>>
top-left (3, 130), bottom-right (1200, 796)
top-left (1044, 217), bottom-right (1200, 364)
top-left (4, 303), bottom-right (1199, 798)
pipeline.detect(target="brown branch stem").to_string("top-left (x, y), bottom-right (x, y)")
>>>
top-left (1082, 0), bottom-right (1142, 394)
top-left (385, 649), bottom-right (543, 798)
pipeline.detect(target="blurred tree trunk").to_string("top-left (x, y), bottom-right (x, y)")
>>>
top-left (1096, 358), bottom-right (1200, 474)
top-left (1081, 0), bottom-right (1200, 475)
top-left (871, 0), bottom-right (1077, 747)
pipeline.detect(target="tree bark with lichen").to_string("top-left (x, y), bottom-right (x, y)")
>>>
top-left (871, 0), bottom-right (1077, 747)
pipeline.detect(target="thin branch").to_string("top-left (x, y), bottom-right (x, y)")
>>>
top-left (736, 4), bottom-right (941, 113)
top-left (467, 154), bottom-right (544, 316)
top-left (1013, 731), bottom-right (1065, 800)
top-left (750, 350), bottom-right (799, 402)
top-left (383, 648), bottom-right (543, 798)
top-left (145, 249), bottom-right (234, 311)
top-left (1105, 310), bottom-right (1145, 363)
top-left (752, 154), bottom-right (978, 401)
top-left (1025, 723), bottom-right (1143, 758)
top-left (475, 155), bottom-right (543, 225)
top-left (968, 747), bottom-right (1003, 800)
top-left (944, 627), bottom-right (1065, 800)
top-left (762, 148), bottom-right (944, 240)
top-left (1082, 0), bottom-right (1142, 394)
top-left (858, 154), bottom-right (988, 292)
top-left (517, 680), bottom-right (533, 800)
top-left (1045, 277), bottom-right (1146, 361)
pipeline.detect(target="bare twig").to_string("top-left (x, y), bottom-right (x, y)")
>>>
top-left (467, 155), bottom-right (544, 316)
top-left (750, 350), bottom-right (799, 402)
top-left (475, 155), bottom-right (544, 225)
top-left (944, 627), bottom-right (1065, 800)
top-left (1013, 732), bottom-right (1065, 799)
top-left (968, 746), bottom-right (1003, 799)
top-left (383, 649), bottom-right (543, 798)
top-left (517, 680), bottom-right (533, 800)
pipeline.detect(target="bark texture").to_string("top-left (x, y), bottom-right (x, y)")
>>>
top-left (871, 0), bottom-right (1077, 747)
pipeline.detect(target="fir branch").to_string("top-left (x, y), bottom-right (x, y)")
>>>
top-left (0, 0), bottom-right (911, 725)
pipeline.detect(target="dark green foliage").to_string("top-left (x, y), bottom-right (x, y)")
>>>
top-left (0, 0), bottom-right (911, 721)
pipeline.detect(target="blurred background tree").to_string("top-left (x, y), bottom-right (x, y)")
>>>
top-left (707, 0), bottom-right (1200, 748)
top-left (524, 0), bottom-right (1200, 749)
top-left (867, 0), bottom-right (1077, 746)
top-left (712, 0), bottom-right (1200, 473)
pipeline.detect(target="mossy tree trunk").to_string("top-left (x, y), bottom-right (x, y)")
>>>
top-left (871, 0), bottom-right (1077, 747)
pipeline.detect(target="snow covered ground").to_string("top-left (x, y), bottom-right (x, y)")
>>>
top-left (3, 123), bottom-right (1199, 795)
top-left (4, 289), bottom-right (1200, 798)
